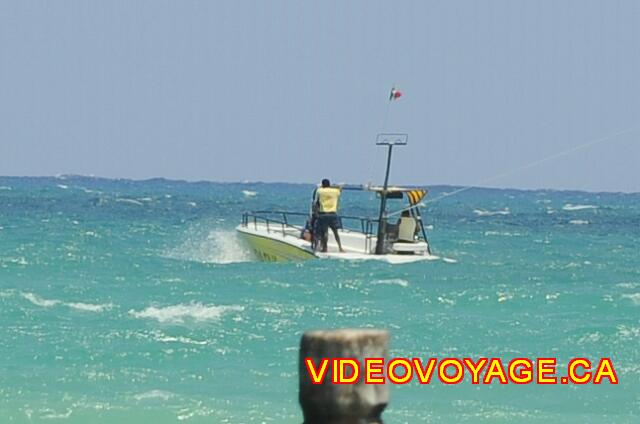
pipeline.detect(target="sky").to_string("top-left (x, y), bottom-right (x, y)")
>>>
top-left (1, 0), bottom-right (639, 192)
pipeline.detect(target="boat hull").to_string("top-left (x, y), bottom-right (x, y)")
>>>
top-left (236, 226), bottom-right (316, 262)
top-left (236, 224), bottom-right (441, 264)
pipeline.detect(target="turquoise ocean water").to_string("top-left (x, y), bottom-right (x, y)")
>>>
top-left (0, 176), bottom-right (638, 423)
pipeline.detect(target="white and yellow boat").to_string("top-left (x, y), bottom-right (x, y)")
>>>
top-left (236, 134), bottom-right (440, 264)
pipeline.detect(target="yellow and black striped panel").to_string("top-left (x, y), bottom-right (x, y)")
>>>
top-left (407, 189), bottom-right (426, 205)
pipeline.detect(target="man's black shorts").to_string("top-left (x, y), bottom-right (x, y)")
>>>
top-left (316, 213), bottom-right (340, 235)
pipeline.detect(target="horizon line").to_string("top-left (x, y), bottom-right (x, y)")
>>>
top-left (0, 174), bottom-right (638, 195)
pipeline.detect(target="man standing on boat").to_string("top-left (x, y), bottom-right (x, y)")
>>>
top-left (314, 179), bottom-right (346, 253)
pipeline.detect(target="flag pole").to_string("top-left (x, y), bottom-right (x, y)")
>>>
top-left (374, 88), bottom-right (405, 255)
top-left (375, 143), bottom-right (394, 254)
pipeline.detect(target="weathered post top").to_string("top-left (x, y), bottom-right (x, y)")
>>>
top-left (299, 328), bottom-right (389, 424)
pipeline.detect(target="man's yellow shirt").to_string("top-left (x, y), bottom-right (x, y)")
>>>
top-left (316, 187), bottom-right (341, 213)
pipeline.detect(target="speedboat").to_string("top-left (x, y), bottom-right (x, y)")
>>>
top-left (236, 133), bottom-right (440, 264)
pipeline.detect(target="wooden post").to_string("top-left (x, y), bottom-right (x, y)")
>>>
top-left (299, 329), bottom-right (389, 424)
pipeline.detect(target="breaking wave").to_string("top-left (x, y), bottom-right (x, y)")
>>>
top-left (371, 278), bottom-right (410, 287)
top-left (115, 198), bottom-right (144, 206)
top-left (562, 204), bottom-right (598, 211)
top-left (21, 292), bottom-right (60, 308)
top-left (21, 292), bottom-right (113, 312)
top-left (621, 293), bottom-right (640, 305)
top-left (569, 219), bottom-right (589, 225)
top-left (133, 390), bottom-right (175, 401)
top-left (484, 231), bottom-right (522, 237)
top-left (0, 289), bottom-right (16, 298)
top-left (473, 208), bottom-right (510, 216)
top-left (164, 228), bottom-right (253, 264)
top-left (129, 302), bottom-right (244, 323)
top-left (152, 333), bottom-right (210, 345)
top-left (66, 302), bottom-right (113, 312)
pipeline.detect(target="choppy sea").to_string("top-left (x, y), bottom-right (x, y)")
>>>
top-left (0, 176), bottom-right (638, 423)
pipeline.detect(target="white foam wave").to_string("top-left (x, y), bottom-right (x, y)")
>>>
top-left (116, 198), bottom-right (144, 206)
top-left (545, 292), bottom-right (560, 301)
top-left (81, 187), bottom-right (101, 194)
top-left (569, 219), bottom-right (589, 225)
top-left (261, 306), bottom-right (282, 314)
top-left (474, 208), bottom-right (510, 217)
top-left (129, 302), bottom-right (244, 323)
top-left (165, 229), bottom-right (253, 264)
top-left (0, 289), bottom-right (16, 298)
top-left (1, 256), bottom-right (29, 265)
top-left (21, 292), bottom-right (112, 312)
top-left (442, 257), bottom-right (458, 264)
top-left (0, 186), bottom-right (12, 190)
top-left (484, 231), bottom-right (521, 237)
top-left (562, 204), bottom-right (597, 211)
top-left (154, 334), bottom-right (209, 345)
top-left (497, 292), bottom-right (514, 303)
top-left (41, 409), bottom-right (73, 419)
top-left (21, 292), bottom-right (60, 307)
top-left (616, 282), bottom-right (639, 289)
top-left (616, 325), bottom-right (640, 339)
top-left (177, 406), bottom-right (216, 421)
top-left (621, 293), bottom-right (640, 305)
top-left (371, 278), bottom-right (409, 287)
top-left (66, 302), bottom-right (113, 312)
top-left (577, 332), bottom-right (602, 344)
top-left (133, 390), bottom-right (175, 401)
top-left (242, 190), bottom-right (257, 197)
top-left (437, 296), bottom-right (455, 306)
top-left (56, 184), bottom-right (69, 189)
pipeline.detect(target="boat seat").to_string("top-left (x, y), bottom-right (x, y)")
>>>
top-left (392, 241), bottom-right (429, 254)
top-left (397, 217), bottom-right (417, 242)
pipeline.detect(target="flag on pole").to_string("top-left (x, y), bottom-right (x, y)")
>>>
top-left (389, 87), bottom-right (402, 100)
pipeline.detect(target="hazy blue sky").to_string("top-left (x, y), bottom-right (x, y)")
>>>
top-left (1, 1), bottom-right (639, 191)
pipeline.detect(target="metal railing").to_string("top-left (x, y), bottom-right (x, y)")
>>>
top-left (240, 210), bottom-right (379, 253)
top-left (241, 211), bottom-right (306, 238)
